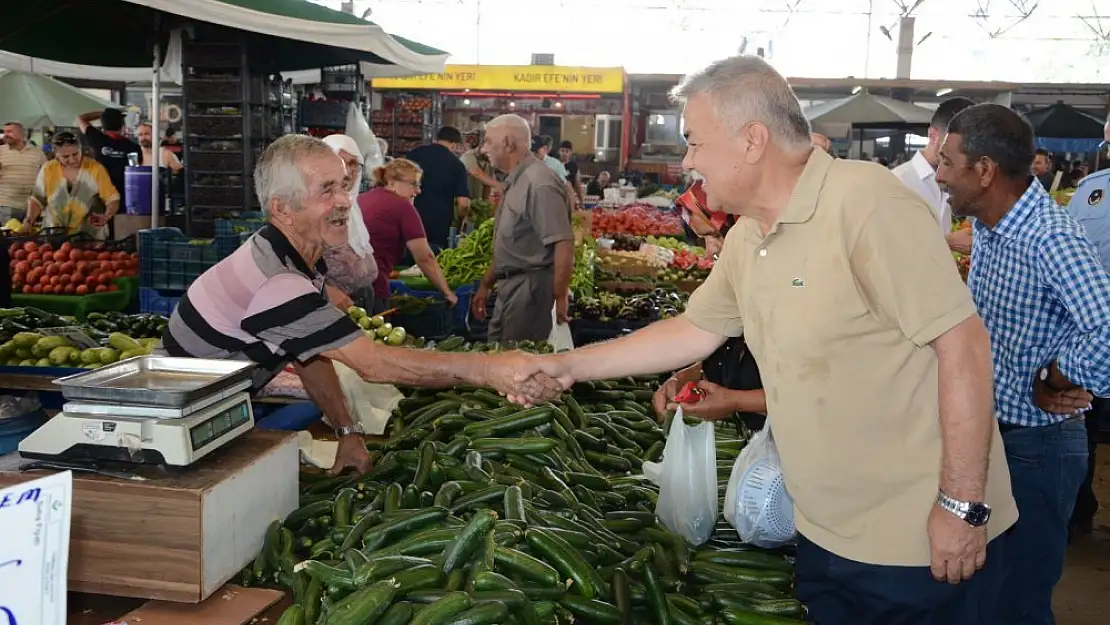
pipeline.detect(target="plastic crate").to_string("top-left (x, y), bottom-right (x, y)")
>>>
top-left (188, 150), bottom-right (244, 172)
top-left (189, 184), bottom-right (245, 207)
top-left (0, 408), bottom-right (48, 455)
top-left (388, 299), bottom-right (453, 341)
top-left (11, 277), bottom-right (137, 319)
top-left (215, 217), bottom-right (267, 237)
top-left (390, 281), bottom-right (478, 332)
top-left (139, 287), bottom-right (183, 316)
top-left (138, 227), bottom-right (245, 291)
top-left (298, 99), bottom-right (348, 129)
top-left (186, 115), bottom-right (245, 137)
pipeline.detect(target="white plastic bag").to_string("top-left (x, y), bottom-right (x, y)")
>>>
top-left (332, 361), bottom-right (404, 435)
top-left (548, 304), bottom-right (574, 352)
top-left (723, 426), bottom-right (796, 548)
top-left (655, 408), bottom-right (718, 545)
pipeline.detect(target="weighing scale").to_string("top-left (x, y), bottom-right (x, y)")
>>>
top-left (18, 356), bottom-right (257, 469)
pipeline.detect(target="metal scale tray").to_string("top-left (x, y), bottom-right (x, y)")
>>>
top-left (53, 356), bottom-right (255, 408)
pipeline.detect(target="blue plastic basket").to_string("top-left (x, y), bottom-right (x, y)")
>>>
top-left (0, 408), bottom-right (47, 455)
top-left (390, 281), bottom-right (478, 332)
top-left (215, 217), bottom-right (267, 237)
top-left (138, 227), bottom-right (247, 290)
top-left (389, 300), bottom-right (453, 341)
top-left (139, 287), bottom-right (183, 316)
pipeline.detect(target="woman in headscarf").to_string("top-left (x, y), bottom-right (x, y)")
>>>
top-left (321, 134), bottom-right (378, 309)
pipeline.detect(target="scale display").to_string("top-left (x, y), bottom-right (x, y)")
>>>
top-left (189, 401), bottom-right (251, 451)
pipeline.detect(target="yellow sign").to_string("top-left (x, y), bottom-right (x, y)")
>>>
top-left (373, 65), bottom-right (625, 94)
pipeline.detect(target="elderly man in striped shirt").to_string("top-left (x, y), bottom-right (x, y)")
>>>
top-left (162, 134), bottom-right (564, 475)
top-left (937, 103), bottom-right (1110, 624)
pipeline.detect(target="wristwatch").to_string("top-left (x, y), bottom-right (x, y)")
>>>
top-left (334, 423), bottom-right (365, 438)
top-left (936, 491), bottom-right (992, 527)
top-left (1038, 366), bottom-right (1067, 392)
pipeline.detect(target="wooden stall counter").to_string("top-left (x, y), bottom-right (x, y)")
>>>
top-left (0, 429), bottom-right (299, 603)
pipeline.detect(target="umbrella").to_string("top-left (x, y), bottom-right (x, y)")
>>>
top-left (1, 0), bottom-right (449, 74)
top-left (0, 70), bottom-right (118, 128)
top-left (804, 91), bottom-right (935, 138)
top-left (1025, 102), bottom-right (1105, 140)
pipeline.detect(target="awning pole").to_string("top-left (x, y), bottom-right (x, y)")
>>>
top-left (150, 38), bottom-right (161, 229)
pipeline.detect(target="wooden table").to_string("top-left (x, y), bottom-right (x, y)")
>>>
top-left (0, 429), bottom-right (299, 603)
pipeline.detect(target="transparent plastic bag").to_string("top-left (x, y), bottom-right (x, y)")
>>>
top-left (654, 408), bottom-right (718, 545)
top-left (548, 304), bottom-right (574, 352)
top-left (723, 426), bottom-right (796, 548)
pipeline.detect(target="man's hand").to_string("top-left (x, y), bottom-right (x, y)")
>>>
top-left (483, 352), bottom-right (567, 405)
top-left (444, 291), bottom-right (459, 307)
top-left (675, 380), bottom-right (740, 421)
top-left (653, 376), bottom-right (682, 418)
top-left (1032, 362), bottom-right (1093, 414)
top-left (927, 502), bottom-right (987, 584)
top-left (472, 284), bottom-right (490, 321)
top-left (328, 434), bottom-right (372, 476)
top-left (326, 284), bottom-right (354, 310)
top-left (704, 235), bottom-right (724, 258)
top-left (947, 229), bottom-right (972, 255)
top-left (555, 294), bottom-right (569, 325)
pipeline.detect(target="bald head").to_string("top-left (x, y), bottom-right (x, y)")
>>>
top-left (483, 114), bottom-right (532, 173)
top-left (673, 55), bottom-right (811, 153)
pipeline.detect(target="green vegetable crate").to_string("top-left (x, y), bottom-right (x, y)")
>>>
top-left (11, 277), bottom-right (137, 320)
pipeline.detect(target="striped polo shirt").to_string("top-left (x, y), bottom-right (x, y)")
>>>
top-left (0, 143), bottom-right (47, 210)
top-left (162, 224), bottom-right (363, 391)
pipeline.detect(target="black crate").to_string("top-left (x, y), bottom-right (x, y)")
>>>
top-left (189, 185), bottom-right (245, 207)
top-left (188, 151), bottom-right (243, 172)
top-left (185, 79), bottom-right (265, 104)
top-left (298, 100), bottom-right (348, 129)
top-left (185, 43), bottom-right (244, 69)
top-left (187, 115), bottom-right (244, 137)
top-left (390, 301), bottom-right (453, 341)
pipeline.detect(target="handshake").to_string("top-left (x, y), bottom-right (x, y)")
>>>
top-left (482, 351), bottom-right (576, 406)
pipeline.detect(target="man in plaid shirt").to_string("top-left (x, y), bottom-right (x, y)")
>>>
top-left (937, 103), bottom-right (1110, 624)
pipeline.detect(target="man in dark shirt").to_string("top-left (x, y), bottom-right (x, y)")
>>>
top-left (558, 140), bottom-right (582, 205)
top-left (77, 107), bottom-right (139, 212)
top-left (404, 126), bottom-right (470, 250)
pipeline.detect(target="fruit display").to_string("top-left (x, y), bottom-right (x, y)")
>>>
top-left (438, 219), bottom-right (495, 286)
top-left (251, 380), bottom-right (802, 625)
top-left (596, 249), bottom-right (667, 278)
top-left (591, 205), bottom-right (685, 238)
top-left (0, 308), bottom-right (166, 341)
top-left (347, 306), bottom-right (413, 347)
top-left (8, 240), bottom-right (138, 295)
top-left (0, 330), bottom-right (158, 368)
top-left (609, 233), bottom-right (643, 252)
top-left (659, 249), bottom-right (714, 283)
top-left (645, 236), bottom-right (705, 257)
top-left (574, 289), bottom-right (688, 323)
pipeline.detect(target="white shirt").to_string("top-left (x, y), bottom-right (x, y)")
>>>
top-left (892, 151), bottom-right (950, 235)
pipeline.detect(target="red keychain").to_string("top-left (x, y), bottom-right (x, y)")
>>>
top-left (672, 381), bottom-right (705, 404)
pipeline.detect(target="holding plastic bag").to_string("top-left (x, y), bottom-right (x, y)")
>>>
top-left (547, 304), bottom-right (574, 352)
top-left (723, 425), bottom-right (796, 548)
top-left (654, 408), bottom-right (718, 545)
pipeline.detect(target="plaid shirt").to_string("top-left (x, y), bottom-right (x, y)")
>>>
top-left (968, 179), bottom-right (1110, 427)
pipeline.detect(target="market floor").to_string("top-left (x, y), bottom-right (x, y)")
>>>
top-left (1055, 441), bottom-right (1110, 625)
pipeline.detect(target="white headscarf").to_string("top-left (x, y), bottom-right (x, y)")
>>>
top-left (323, 134), bottom-right (374, 259)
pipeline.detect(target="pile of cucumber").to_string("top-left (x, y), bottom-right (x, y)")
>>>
top-left (256, 379), bottom-right (804, 625)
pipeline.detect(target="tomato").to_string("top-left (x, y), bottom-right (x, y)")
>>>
top-left (83, 250), bottom-right (97, 261)
top-left (75, 284), bottom-right (89, 295)
top-left (96, 252), bottom-right (111, 261)
top-left (57, 242), bottom-right (72, 257)
top-left (60, 261), bottom-right (75, 274)
top-left (98, 273), bottom-right (111, 286)
top-left (41, 251), bottom-right (53, 263)
top-left (59, 274), bottom-right (71, 285)
top-left (31, 284), bottom-right (42, 293)
top-left (75, 260), bottom-right (89, 273)
top-left (95, 284), bottom-right (108, 293)
top-left (13, 260), bottom-right (29, 274)
top-left (85, 275), bottom-right (99, 287)
top-left (107, 284), bottom-right (120, 292)
top-left (8, 243), bottom-right (20, 256)
top-left (63, 284), bottom-right (76, 294)
top-left (44, 263), bottom-right (58, 276)
top-left (22, 241), bottom-right (37, 253)
top-left (13, 249), bottom-right (27, 260)
top-left (69, 249), bottom-right (82, 262)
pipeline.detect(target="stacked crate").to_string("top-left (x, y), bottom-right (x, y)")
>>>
top-left (181, 31), bottom-right (294, 237)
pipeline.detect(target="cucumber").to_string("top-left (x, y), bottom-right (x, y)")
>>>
top-left (559, 596), bottom-right (622, 625)
top-left (611, 567), bottom-right (633, 625)
top-left (303, 578), bottom-right (324, 624)
top-left (503, 484), bottom-right (526, 522)
top-left (378, 602), bottom-right (415, 625)
top-left (358, 555), bottom-right (436, 585)
top-left (285, 500), bottom-right (332, 529)
top-left (434, 481), bottom-right (465, 508)
top-left (470, 437), bottom-right (558, 454)
top-left (393, 565), bottom-right (445, 594)
top-left (525, 528), bottom-right (598, 599)
top-left (474, 570), bottom-right (518, 591)
top-left (492, 546), bottom-right (560, 587)
top-left (321, 578), bottom-right (400, 625)
top-left (301, 560), bottom-right (356, 590)
top-left (642, 562), bottom-right (672, 625)
top-left (688, 562), bottom-right (792, 589)
top-left (450, 485), bottom-right (508, 514)
top-left (693, 549), bottom-right (794, 573)
top-left (414, 442), bottom-right (437, 491)
top-left (379, 528), bottom-right (458, 557)
top-left (717, 608), bottom-right (807, 625)
top-left (584, 450), bottom-right (632, 472)
top-left (410, 591), bottom-right (472, 625)
top-left (276, 604), bottom-right (304, 625)
top-left (441, 602), bottom-right (510, 625)
top-left (462, 406), bottom-right (554, 437)
top-left (333, 488), bottom-right (357, 527)
top-left (384, 482), bottom-right (404, 513)
top-left (442, 509), bottom-right (497, 574)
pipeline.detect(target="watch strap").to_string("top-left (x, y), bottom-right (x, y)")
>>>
top-left (335, 424), bottom-right (364, 437)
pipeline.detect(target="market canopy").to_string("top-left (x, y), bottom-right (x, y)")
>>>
top-left (0, 0), bottom-right (448, 75)
top-left (0, 70), bottom-right (117, 128)
top-left (1025, 102), bottom-right (1106, 153)
top-left (804, 91), bottom-right (935, 138)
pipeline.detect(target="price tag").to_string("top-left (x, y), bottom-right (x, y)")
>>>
top-left (0, 471), bottom-right (73, 625)
top-left (37, 327), bottom-right (99, 350)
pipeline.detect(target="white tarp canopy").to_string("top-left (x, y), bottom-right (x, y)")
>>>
top-left (804, 91), bottom-right (935, 139)
top-left (0, 70), bottom-right (117, 128)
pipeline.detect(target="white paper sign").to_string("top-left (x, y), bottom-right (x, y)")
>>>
top-left (0, 471), bottom-right (73, 625)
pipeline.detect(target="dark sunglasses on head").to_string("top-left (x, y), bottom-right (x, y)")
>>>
top-left (52, 132), bottom-right (79, 147)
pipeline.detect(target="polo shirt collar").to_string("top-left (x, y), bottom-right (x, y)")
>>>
top-left (258, 223), bottom-right (328, 277)
top-left (909, 150), bottom-right (937, 182)
top-left (978, 176), bottom-right (1048, 241)
top-left (778, 148), bottom-right (835, 224)
top-left (506, 156), bottom-right (541, 187)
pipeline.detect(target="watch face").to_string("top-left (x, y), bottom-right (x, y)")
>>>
top-left (966, 503), bottom-right (992, 527)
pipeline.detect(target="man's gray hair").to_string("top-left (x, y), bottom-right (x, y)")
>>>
top-left (3, 121), bottom-right (24, 132)
top-left (485, 114), bottom-right (532, 145)
top-left (672, 55), bottom-right (812, 152)
top-left (254, 134), bottom-right (336, 216)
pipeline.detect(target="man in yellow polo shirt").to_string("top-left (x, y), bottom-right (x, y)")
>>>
top-left (514, 55), bottom-right (1018, 624)
top-left (0, 121), bottom-right (47, 223)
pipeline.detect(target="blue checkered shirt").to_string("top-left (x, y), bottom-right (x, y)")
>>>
top-left (968, 179), bottom-right (1110, 427)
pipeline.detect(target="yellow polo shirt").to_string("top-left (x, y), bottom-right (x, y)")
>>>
top-left (685, 150), bottom-right (1017, 566)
